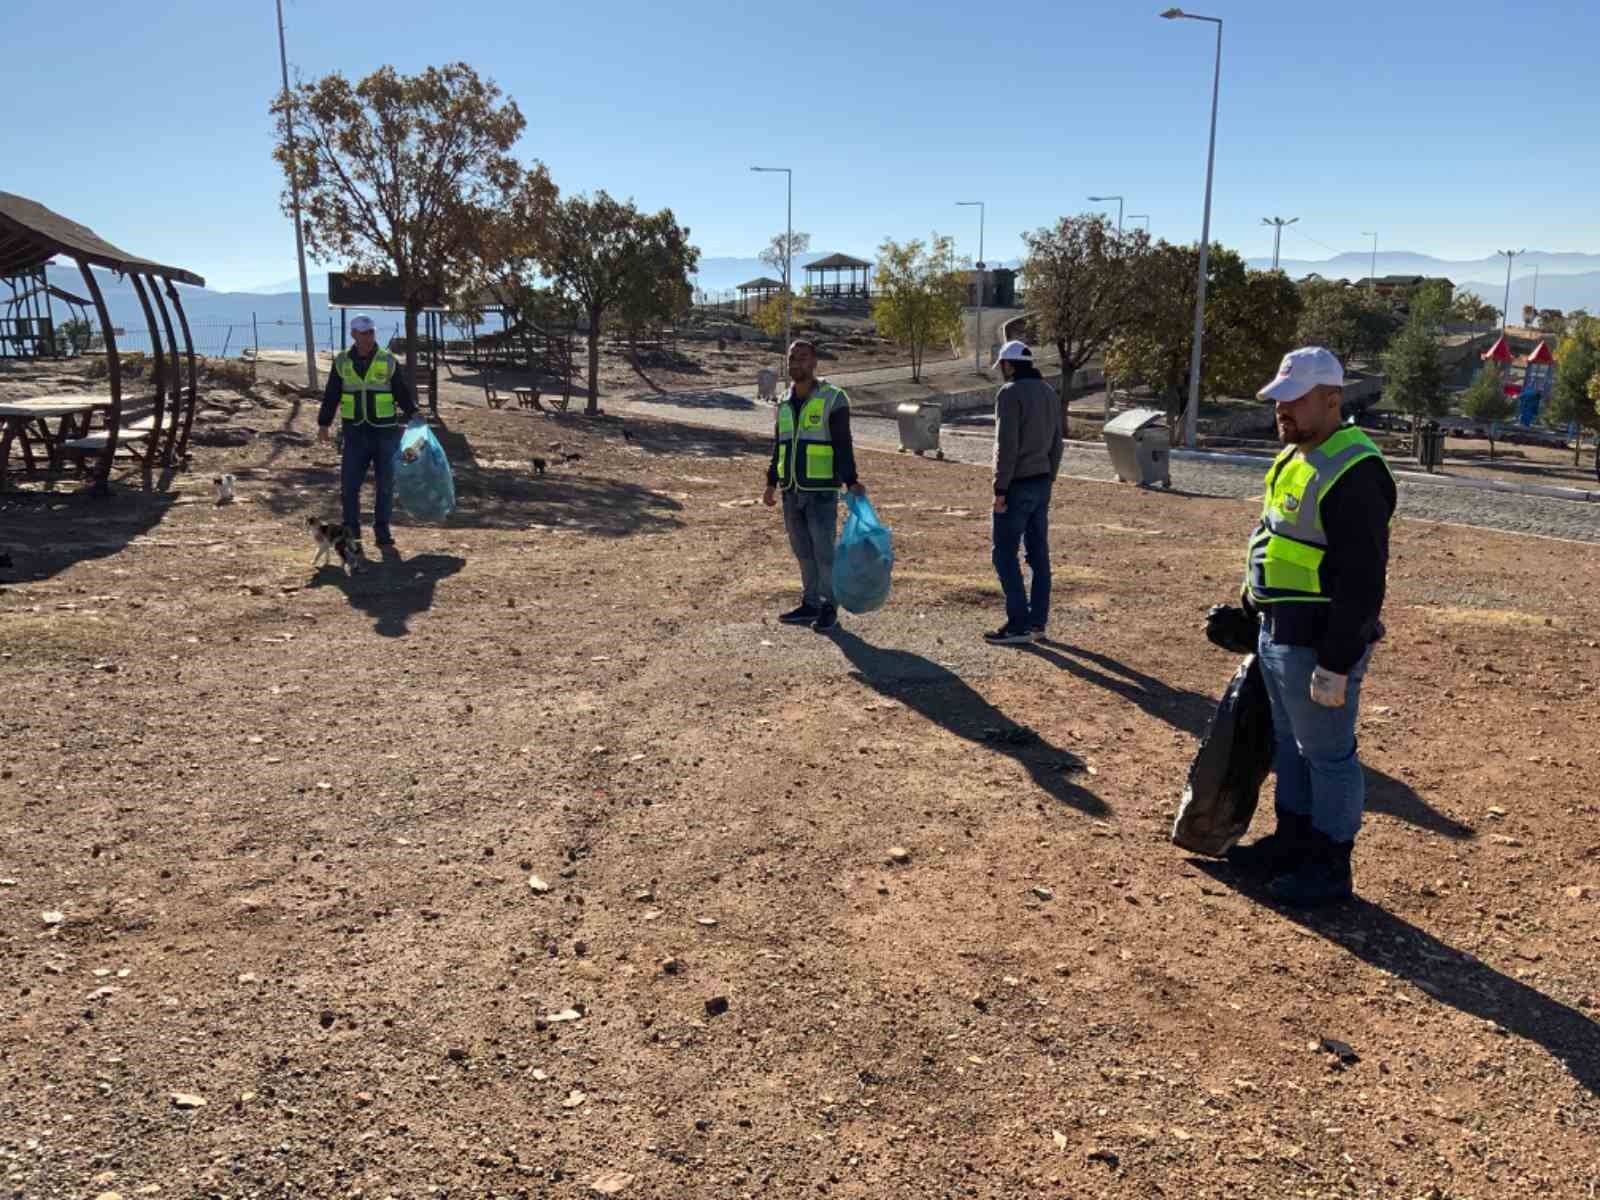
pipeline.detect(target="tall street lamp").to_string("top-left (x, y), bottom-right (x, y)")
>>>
top-left (750, 166), bottom-right (793, 360)
top-left (1496, 248), bottom-right (1525, 333)
top-left (1161, 6), bottom-right (1222, 449)
top-left (276, 0), bottom-right (319, 388)
top-left (1361, 231), bottom-right (1378, 291)
top-left (1261, 215), bottom-right (1298, 272)
top-left (957, 200), bottom-right (985, 373)
top-left (1088, 195), bottom-right (1125, 235)
top-left (1127, 214), bottom-right (1150, 234)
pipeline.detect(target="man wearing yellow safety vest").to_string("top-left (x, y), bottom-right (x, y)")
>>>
top-left (316, 314), bottom-right (418, 558)
top-left (1204, 347), bottom-right (1397, 907)
top-left (763, 339), bottom-right (864, 632)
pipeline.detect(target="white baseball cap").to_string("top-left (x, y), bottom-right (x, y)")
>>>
top-left (1258, 346), bottom-right (1344, 402)
top-left (350, 314), bottom-right (376, 334)
top-left (991, 339), bottom-right (1033, 369)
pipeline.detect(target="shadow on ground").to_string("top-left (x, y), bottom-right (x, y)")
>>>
top-left (306, 551), bottom-right (465, 637)
top-left (627, 389), bottom-right (757, 412)
top-left (1195, 862), bottom-right (1600, 1100)
top-left (1030, 641), bottom-right (1474, 841)
top-left (831, 629), bottom-right (1108, 816)
top-left (0, 487), bottom-right (176, 584)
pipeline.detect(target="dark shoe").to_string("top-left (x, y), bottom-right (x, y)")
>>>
top-left (1030, 625), bottom-right (1047, 642)
top-left (779, 604), bottom-right (820, 625)
top-left (812, 604), bottom-right (839, 632)
top-left (1268, 835), bottom-right (1354, 908)
top-left (1226, 810), bottom-right (1313, 875)
top-left (983, 624), bottom-right (1033, 646)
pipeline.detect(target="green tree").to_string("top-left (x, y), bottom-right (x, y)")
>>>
top-left (1297, 279), bottom-right (1397, 367)
top-left (758, 231), bottom-right (810, 296)
top-left (753, 291), bottom-right (813, 339)
top-left (1105, 243), bottom-right (1302, 431)
top-left (1381, 315), bottom-right (1447, 428)
top-left (1450, 291), bottom-right (1498, 327)
top-left (536, 192), bottom-right (700, 414)
top-left (1021, 214), bottom-right (1150, 397)
top-left (1459, 362), bottom-right (1514, 459)
top-left (872, 235), bottom-right (965, 381)
top-left (1549, 316), bottom-right (1600, 465)
top-left (52, 317), bottom-right (93, 356)
top-left (271, 62), bottom-right (553, 380)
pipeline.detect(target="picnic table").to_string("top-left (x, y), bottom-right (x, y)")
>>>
top-left (0, 394), bottom-right (111, 486)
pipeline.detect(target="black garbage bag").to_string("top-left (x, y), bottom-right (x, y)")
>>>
top-left (1172, 654), bottom-right (1275, 856)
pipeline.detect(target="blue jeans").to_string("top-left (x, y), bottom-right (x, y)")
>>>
top-left (1257, 629), bottom-right (1373, 843)
top-left (339, 422), bottom-right (401, 543)
top-left (782, 488), bottom-right (838, 607)
top-left (991, 476), bottom-right (1053, 631)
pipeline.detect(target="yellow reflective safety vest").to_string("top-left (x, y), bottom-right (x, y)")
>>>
top-left (774, 381), bottom-right (848, 491)
top-left (335, 348), bottom-right (399, 426)
top-left (1245, 426), bottom-right (1391, 605)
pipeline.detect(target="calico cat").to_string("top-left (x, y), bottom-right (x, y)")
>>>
top-left (213, 474), bottom-right (236, 504)
top-left (304, 516), bottom-right (360, 575)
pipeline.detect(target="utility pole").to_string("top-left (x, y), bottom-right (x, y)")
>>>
top-left (276, 0), bottom-right (319, 389)
top-left (1496, 248), bottom-right (1525, 333)
top-left (750, 167), bottom-right (793, 362)
top-left (957, 201), bottom-right (985, 372)
top-left (1261, 215), bottom-right (1298, 271)
top-left (1531, 263), bottom-right (1540, 315)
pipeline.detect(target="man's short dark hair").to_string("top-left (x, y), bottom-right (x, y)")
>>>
top-left (788, 338), bottom-right (818, 356)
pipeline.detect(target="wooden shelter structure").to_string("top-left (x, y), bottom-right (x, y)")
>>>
top-left (327, 271), bottom-right (451, 416)
top-left (736, 276), bottom-right (784, 317)
top-left (0, 191), bottom-right (205, 494)
top-left (803, 253), bottom-right (872, 299)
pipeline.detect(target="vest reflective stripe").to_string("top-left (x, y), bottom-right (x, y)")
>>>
top-left (1245, 427), bottom-right (1389, 605)
top-left (336, 349), bottom-right (398, 426)
top-left (775, 382), bottom-right (845, 491)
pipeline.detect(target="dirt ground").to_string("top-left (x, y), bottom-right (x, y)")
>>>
top-left (3, 383), bottom-right (1600, 1199)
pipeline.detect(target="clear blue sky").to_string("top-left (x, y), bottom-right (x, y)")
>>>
top-left (5, 0), bottom-right (1596, 292)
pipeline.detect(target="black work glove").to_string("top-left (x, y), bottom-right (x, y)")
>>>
top-left (1205, 604), bottom-right (1258, 654)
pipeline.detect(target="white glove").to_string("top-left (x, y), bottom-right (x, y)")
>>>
top-left (1309, 666), bottom-right (1348, 708)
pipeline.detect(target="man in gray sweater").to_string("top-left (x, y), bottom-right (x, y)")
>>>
top-left (986, 340), bottom-right (1064, 645)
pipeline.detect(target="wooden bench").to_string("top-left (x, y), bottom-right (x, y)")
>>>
top-left (62, 414), bottom-right (157, 454)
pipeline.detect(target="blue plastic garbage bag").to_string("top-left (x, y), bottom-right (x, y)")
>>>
top-left (832, 491), bottom-right (894, 614)
top-left (392, 421), bottom-right (455, 522)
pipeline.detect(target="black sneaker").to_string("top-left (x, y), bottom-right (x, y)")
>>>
top-left (779, 604), bottom-right (820, 625)
top-left (1268, 835), bottom-right (1355, 908)
top-left (1226, 811), bottom-right (1313, 876)
top-left (812, 604), bottom-right (839, 632)
top-left (983, 625), bottom-right (1033, 646)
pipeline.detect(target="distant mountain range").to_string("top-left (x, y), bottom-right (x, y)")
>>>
top-left (1244, 250), bottom-right (1600, 313)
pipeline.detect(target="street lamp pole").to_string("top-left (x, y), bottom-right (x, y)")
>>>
top-left (751, 166), bottom-right (793, 361)
top-left (1088, 195), bottom-right (1125, 236)
top-left (1361, 231), bottom-right (1378, 291)
top-left (1496, 248), bottom-right (1525, 333)
top-left (957, 201), bottom-right (985, 373)
top-left (1161, 8), bottom-right (1222, 449)
top-left (1261, 215), bottom-right (1298, 272)
top-left (276, 0), bottom-right (319, 388)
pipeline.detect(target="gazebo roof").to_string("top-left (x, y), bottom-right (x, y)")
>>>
top-left (804, 253), bottom-right (872, 271)
top-left (736, 276), bottom-right (785, 291)
top-left (1527, 340), bottom-right (1554, 365)
top-left (1482, 334), bottom-right (1514, 362)
top-left (0, 191), bottom-right (204, 286)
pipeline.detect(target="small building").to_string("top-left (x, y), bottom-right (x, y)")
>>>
top-left (964, 267), bottom-right (1016, 308)
top-left (1355, 275), bottom-right (1455, 303)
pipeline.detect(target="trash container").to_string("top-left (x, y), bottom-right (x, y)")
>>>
top-left (1417, 421), bottom-right (1446, 472)
top-left (896, 401), bottom-right (945, 459)
top-left (1103, 407), bottom-right (1172, 488)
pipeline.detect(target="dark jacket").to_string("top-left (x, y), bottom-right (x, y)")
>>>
top-left (1256, 454), bottom-right (1397, 674)
top-left (318, 348), bottom-right (416, 428)
top-left (993, 367), bottom-right (1064, 494)
top-left (765, 381), bottom-right (858, 489)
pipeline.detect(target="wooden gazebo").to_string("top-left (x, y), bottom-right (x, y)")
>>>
top-left (736, 276), bottom-right (784, 317)
top-left (0, 192), bottom-right (205, 495)
top-left (803, 253), bottom-right (872, 299)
